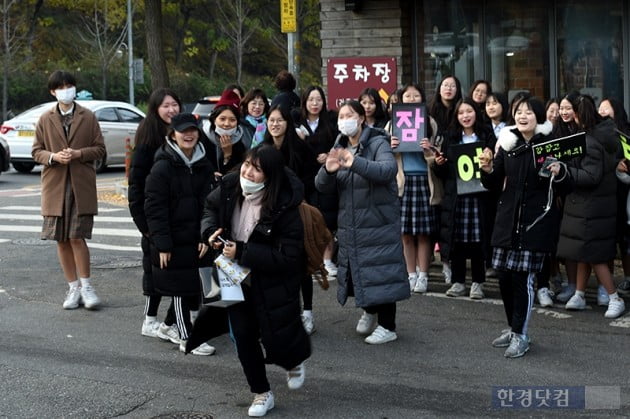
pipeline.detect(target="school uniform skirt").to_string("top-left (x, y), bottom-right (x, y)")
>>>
top-left (400, 173), bottom-right (437, 236)
top-left (491, 247), bottom-right (546, 273)
top-left (41, 177), bottom-right (94, 242)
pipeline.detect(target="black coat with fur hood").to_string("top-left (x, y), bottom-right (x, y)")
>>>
top-left (480, 121), bottom-right (573, 254)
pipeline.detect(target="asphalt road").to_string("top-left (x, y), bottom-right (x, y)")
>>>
top-left (0, 169), bottom-right (629, 418)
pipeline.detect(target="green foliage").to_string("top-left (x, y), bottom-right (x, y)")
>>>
top-left (2, 0), bottom-right (324, 114)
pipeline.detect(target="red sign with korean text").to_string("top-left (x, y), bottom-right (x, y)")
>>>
top-left (326, 57), bottom-right (397, 110)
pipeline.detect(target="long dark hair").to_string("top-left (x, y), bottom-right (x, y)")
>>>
top-left (358, 87), bottom-right (388, 125)
top-left (134, 88), bottom-right (182, 149)
top-left (574, 94), bottom-right (601, 132)
top-left (263, 104), bottom-right (304, 172)
top-left (450, 97), bottom-right (488, 136)
top-left (429, 75), bottom-right (462, 134)
top-left (468, 80), bottom-right (492, 103)
top-left (552, 91), bottom-right (580, 137)
top-left (237, 145), bottom-right (287, 217)
top-left (600, 97), bottom-right (630, 132)
top-left (300, 85), bottom-right (336, 147)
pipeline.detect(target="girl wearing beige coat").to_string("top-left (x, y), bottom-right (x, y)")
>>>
top-left (32, 70), bottom-right (105, 310)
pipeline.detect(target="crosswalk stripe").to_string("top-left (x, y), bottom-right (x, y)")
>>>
top-left (0, 213), bottom-right (134, 223)
top-left (0, 206), bottom-right (127, 213)
top-left (0, 225), bottom-right (140, 237)
top-left (88, 243), bottom-right (140, 252)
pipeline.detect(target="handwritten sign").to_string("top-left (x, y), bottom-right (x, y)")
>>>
top-left (616, 129), bottom-right (630, 160)
top-left (391, 103), bottom-right (427, 153)
top-left (531, 132), bottom-right (586, 166)
top-left (451, 142), bottom-right (487, 195)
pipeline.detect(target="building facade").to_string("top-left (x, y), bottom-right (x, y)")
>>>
top-left (320, 0), bottom-right (628, 108)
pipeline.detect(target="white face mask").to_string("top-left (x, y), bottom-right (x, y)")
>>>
top-left (240, 176), bottom-right (265, 195)
top-left (338, 118), bottom-right (359, 137)
top-left (55, 86), bottom-right (76, 105)
top-left (215, 126), bottom-right (237, 137)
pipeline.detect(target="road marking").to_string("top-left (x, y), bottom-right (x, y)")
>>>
top-left (0, 225), bottom-right (140, 237)
top-left (609, 314), bottom-right (630, 328)
top-left (0, 239), bottom-right (10, 243)
top-left (0, 213), bottom-right (134, 223)
top-left (88, 242), bottom-right (140, 252)
top-left (533, 307), bottom-right (573, 319)
top-left (0, 206), bottom-right (126, 213)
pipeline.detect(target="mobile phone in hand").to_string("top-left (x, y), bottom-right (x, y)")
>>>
top-left (216, 235), bottom-right (229, 245)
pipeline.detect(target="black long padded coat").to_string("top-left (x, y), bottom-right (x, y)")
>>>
top-left (557, 118), bottom-right (619, 263)
top-left (200, 169), bottom-right (311, 370)
top-left (144, 141), bottom-right (214, 297)
top-left (480, 122), bottom-right (573, 256)
top-left (433, 127), bottom-right (497, 261)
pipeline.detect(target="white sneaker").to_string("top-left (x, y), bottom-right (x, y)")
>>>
top-left (537, 287), bottom-right (554, 307)
top-left (62, 287), bottom-right (82, 309)
top-left (79, 285), bottom-right (100, 310)
top-left (408, 273), bottom-right (417, 292)
top-left (442, 264), bottom-right (452, 284)
top-left (180, 340), bottom-right (215, 355)
top-left (301, 311), bottom-right (314, 335)
top-left (325, 263), bottom-right (338, 280)
top-left (141, 319), bottom-right (160, 337)
top-left (413, 273), bottom-right (428, 293)
top-left (597, 285), bottom-right (610, 306)
top-left (355, 311), bottom-right (376, 335)
top-left (604, 297), bottom-right (626, 319)
top-left (248, 391), bottom-right (274, 417)
top-left (469, 282), bottom-right (484, 299)
top-left (364, 325), bottom-right (397, 344)
top-left (445, 282), bottom-right (466, 297)
top-left (156, 322), bottom-right (180, 344)
top-left (286, 362), bottom-right (305, 390)
top-left (565, 293), bottom-right (586, 310)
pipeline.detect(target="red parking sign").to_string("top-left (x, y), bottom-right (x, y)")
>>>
top-left (326, 57), bottom-right (397, 110)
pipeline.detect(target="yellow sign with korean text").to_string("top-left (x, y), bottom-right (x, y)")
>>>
top-left (281, 0), bottom-right (297, 33)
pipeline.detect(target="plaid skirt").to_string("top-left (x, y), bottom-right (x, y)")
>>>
top-left (491, 247), bottom-right (546, 273)
top-left (41, 177), bottom-right (94, 241)
top-left (401, 174), bottom-right (437, 235)
top-left (453, 195), bottom-right (481, 243)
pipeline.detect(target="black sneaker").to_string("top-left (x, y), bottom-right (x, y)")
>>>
top-left (617, 279), bottom-right (630, 296)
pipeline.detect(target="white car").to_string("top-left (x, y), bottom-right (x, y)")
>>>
top-left (0, 100), bottom-right (145, 173)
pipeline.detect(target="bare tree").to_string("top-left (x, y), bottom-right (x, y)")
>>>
top-left (77, 1), bottom-right (128, 99)
top-left (145, 0), bottom-right (169, 89)
top-left (216, 0), bottom-right (261, 85)
top-left (0, 0), bottom-right (23, 120)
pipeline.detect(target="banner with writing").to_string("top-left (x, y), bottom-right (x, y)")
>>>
top-left (391, 103), bottom-right (427, 153)
top-left (616, 129), bottom-right (630, 160)
top-left (531, 132), bottom-right (586, 166)
top-left (451, 142), bottom-right (487, 195)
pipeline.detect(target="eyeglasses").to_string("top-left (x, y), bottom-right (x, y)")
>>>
top-left (268, 119), bottom-right (286, 125)
top-left (442, 84), bottom-right (457, 90)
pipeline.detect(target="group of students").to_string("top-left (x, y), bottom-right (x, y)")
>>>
top-left (34, 68), bottom-right (629, 417)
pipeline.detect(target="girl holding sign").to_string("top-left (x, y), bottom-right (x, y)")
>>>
top-left (479, 96), bottom-right (572, 358)
top-left (557, 95), bottom-right (626, 319)
top-left (388, 83), bottom-right (440, 294)
top-left (433, 97), bottom-right (496, 299)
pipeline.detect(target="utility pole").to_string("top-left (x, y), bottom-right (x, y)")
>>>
top-left (281, 0), bottom-right (298, 88)
top-left (127, 0), bottom-right (134, 105)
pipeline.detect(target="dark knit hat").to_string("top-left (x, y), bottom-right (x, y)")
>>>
top-left (215, 89), bottom-right (241, 111)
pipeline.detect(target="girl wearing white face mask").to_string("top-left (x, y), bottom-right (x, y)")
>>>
top-left (199, 145), bottom-right (311, 417)
top-left (203, 89), bottom-right (253, 177)
top-left (32, 70), bottom-right (106, 311)
top-left (315, 100), bottom-right (408, 345)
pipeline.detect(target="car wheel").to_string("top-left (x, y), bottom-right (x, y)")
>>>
top-left (94, 156), bottom-right (107, 173)
top-left (13, 162), bottom-right (36, 173)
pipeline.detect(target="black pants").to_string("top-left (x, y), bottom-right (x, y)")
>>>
top-left (301, 274), bottom-right (313, 311)
top-left (450, 242), bottom-right (486, 284)
top-left (498, 270), bottom-right (535, 335)
top-left (365, 303), bottom-right (396, 331)
top-left (536, 255), bottom-right (551, 289)
top-left (228, 286), bottom-right (270, 394)
top-left (163, 295), bottom-right (199, 340)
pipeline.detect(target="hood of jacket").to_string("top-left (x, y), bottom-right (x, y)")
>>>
top-left (154, 138), bottom-right (208, 169)
top-left (591, 118), bottom-right (619, 154)
top-left (497, 120), bottom-right (553, 151)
